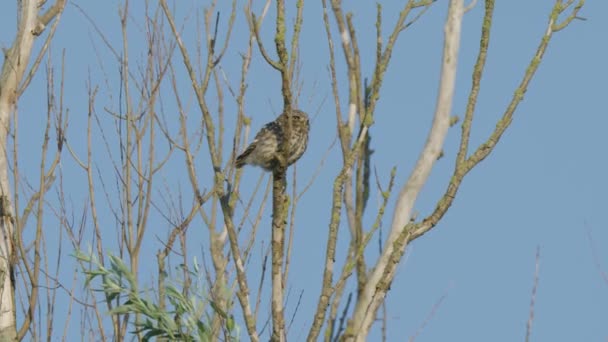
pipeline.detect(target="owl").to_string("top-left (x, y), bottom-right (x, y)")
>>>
top-left (236, 109), bottom-right (310, 171)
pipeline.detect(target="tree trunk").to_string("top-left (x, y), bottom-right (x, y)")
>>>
top-left (0, 1), bottom-right (43, 339)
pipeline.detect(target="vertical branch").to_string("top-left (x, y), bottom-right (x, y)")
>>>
top-left (219, 198), bottom-right (260, 342)
top-left (161, 2), bottom-right (260, 340)
top-left (288, 0), bottom-right (305, 80)
top-left (282, 168), bottom-right (298, 288)
top-left (274, 0), bottom-right (292, 110)
top-left (263, 0), bottom-right (302, 340)
top-left (456, 0), bottom-right (494, 166)
top-left (346, 0), bottom-right (465, 339)
top-left (0, 0), bottom-right (38, 336)
top-left (84, 80), bottom-right (113, 338)
top-left (329, 4), bottom-right (360, 278)
top-left (18, 49), bottom-right (63, 340)
top-left (159, 0), bottom-right (222, 172)
top-left (308, 125), bottom-right (370, 341)
top-left (132, 4), bottom-right (167, 272)
top-left (201, 9), bottom-right (224, 328)
top-left (525, 247), bottom-right (541, 342)
top-left (118, 1), bottom-right (135, 338)
top-left (0, 0), bottom-right (65, 340)
top-left (313, 1), bottom-right (435, 339)
top-left (270, 168), bottom-right (288, 341)
top-left (340, 15), bottom-right (362, 296)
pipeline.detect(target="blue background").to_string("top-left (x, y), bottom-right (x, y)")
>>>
top-left (0, 0), bottom-right (605, 341)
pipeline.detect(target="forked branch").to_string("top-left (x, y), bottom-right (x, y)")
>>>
top-left (344, 0), bottom-right (465, 339)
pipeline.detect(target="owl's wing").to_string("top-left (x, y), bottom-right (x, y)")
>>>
top-left (235, 138), bottom-right (258, 168)
top-left (235, 121), bottom-right (282, 168)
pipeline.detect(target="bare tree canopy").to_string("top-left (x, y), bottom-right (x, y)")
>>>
top-left (1, 0), bottom-right (605, 341)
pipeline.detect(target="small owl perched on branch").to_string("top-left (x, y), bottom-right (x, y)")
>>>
top-left (236, 109), bottom-right (310, 172)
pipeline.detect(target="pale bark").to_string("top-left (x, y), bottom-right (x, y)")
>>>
top-left (0, 1), bottom-right (39, 338)
top-left (0, 0), bottom-right (65, 339)
top-left (344, 1), bottom-right (465, 340)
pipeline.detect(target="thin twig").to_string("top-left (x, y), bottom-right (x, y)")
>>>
top-left (525, 247), bottom-right (541, 342)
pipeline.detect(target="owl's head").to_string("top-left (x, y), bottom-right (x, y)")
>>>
top-left (288, 109), bottom-right (309, 124)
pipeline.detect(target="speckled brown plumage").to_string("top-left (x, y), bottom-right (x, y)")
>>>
top-left (236, 109), bottom-right (310, 171)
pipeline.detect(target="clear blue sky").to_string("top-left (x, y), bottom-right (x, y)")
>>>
top-left (1, 1), bottom-right (606, 341)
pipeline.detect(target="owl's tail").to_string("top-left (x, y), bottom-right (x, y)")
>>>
top-left (235, 146), bottom-right (253, 168)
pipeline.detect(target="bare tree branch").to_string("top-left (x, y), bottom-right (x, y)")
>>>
top-left (345, 1), bottom-right (465, 339)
